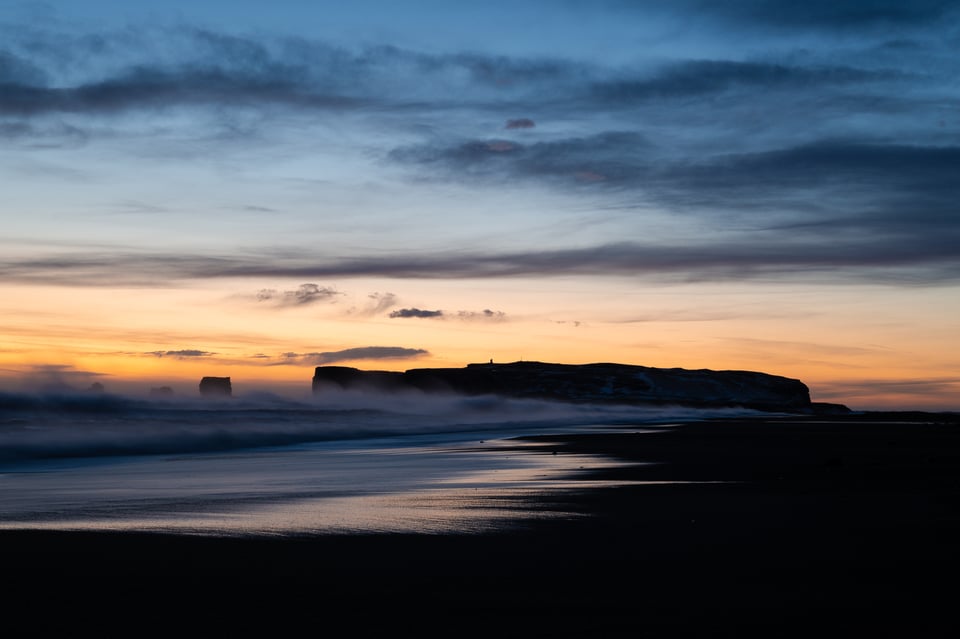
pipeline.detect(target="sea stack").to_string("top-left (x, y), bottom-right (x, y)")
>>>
top-left (199, 376), bottom-right (232, 397)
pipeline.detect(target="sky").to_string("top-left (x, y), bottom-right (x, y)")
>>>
top-left (1, 0), bottom-right (958, 410)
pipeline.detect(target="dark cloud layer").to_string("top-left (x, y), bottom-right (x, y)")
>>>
top-left (0, 67), bottom-right (363, 116)
top-left (390, 131), bottom-right (652, 186)
top-left (5, 235), bottom-right (957, 286)
top-left (590, 60), bottom-right (898, 103)
top-left (393, 135), bottom-right (960, 258)
top-left (675, 0), bottom-right (959, 29)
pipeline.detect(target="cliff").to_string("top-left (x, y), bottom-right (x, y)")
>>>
top-left (312, 361), bottom-right (848, 414)
top-left (199, 376), bottom-right (232, 397)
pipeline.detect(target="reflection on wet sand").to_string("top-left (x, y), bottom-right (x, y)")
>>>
top-left (0, 435), bottom-right (647, 535)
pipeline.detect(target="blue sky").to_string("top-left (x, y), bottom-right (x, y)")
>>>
top-left (1, 1), bottom-right (959, 408)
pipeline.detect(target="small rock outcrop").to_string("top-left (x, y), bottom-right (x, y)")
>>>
top-left (199, 377), bottom-right (232, 397)
top-left (312, 361), bottom-right (848, 414)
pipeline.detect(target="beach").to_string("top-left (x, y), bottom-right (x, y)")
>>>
top-left (3, 411), bottom-right (958, 636)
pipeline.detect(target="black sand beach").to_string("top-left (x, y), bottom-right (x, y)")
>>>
top-left (4, 412), bottom-right (959, 636)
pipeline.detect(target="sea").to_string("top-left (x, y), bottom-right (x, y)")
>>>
top-left (0, 387), bottom-right (759, 536)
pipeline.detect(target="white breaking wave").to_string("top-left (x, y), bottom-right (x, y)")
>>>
top-left (0, 387), bottom-right (763, 465)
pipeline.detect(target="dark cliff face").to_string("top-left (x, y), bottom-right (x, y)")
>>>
top-left (199, 377), bottom-right (232, 397)
top-left (311, 361), bottom-right (842, 413)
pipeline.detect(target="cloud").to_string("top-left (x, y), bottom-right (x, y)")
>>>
top-left (4, 229), bottom-right (959, 287)
top-left (275, 346), bottom-right (429, 366)
top-left (2, 18), bottom-right (951, 181)
top-left (505, 118), bottom-right (535, 129)
top-left (0, 26), bottom-right (373, 118)
top-left (390, 135), bottom-right (960, 260)
top-left (389, 308), bottom-right (444, 318)
top-left (0, 68), bottom-right (357, 116)
top-left (2, 17), bottom-right (957, 289)
top-left (0, 49), bottom-right (46, 85)
top-left (456, 309), bottom-right (506, 321)
top-left (390, 131), bottom-right (651, 186)
top-left (368, 292), bottom-right (398, 313)
top-left (813, 376), bottom-right (960, 409)
top-left (0, 27), bottom-right (579, 124)
top-left (239, 205), bottom-right (278, 213)
top-left (147, 349), bottom-right (215, 359)
top-left (673, 0), bottom-right (958, 30)
top-left (256, 283), bottom-right (341, 307)
top-left (589, 60), bottom-right (900, 103)
top-left (345, 292), bottom-right (399, 317)
top-left (393, 133), bottom-right (960, 209)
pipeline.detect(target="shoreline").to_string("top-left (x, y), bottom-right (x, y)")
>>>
top-left (4, 411), bottom-right (958, 635)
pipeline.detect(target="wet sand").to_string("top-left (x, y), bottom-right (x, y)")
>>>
top-left (4, 412), bottom-right (959, 636)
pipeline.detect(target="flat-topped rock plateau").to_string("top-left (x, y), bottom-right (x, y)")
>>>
top-left (312, 360), bottom-right (849, 414)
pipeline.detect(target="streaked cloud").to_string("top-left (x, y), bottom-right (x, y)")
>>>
top-left (346, 292), bottom-right (399, 317)
top-left (389, 308), bottom-right (443, 318)
top-left (668, 0), bottom-right (958, 30)
top-left (256, 283), bottom-right (342, 307)
top-left (3, 235), bottom-right (957, 286)
top-left (813, 377), bottom-right (960, 410)
top-left (456, 309), bottom-right (506, 321)
top-left (273, 346), bottom-right (429, 366)
top-left (505, 118), bottom-right (535, 129)
top-left (146, 349), bottom-right (215, 359)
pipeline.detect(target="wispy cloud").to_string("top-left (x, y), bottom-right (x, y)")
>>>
top-left (389, 308), bottom-right (443, 318)
top-left (589, 59), bottom-right (901, 104)
top-left (813, 376), bottom-right (960, 409)
top-left (456, 309), bottom-right (506, 321)
top-left (256, 283), bottom-right (342, 307)
top-left (4, 235), bottom-right (957, 286)
top-left (505, 118), bottom-right (535, 129)
top-left (385, 307), bottom-right (507, 320)
top-left (0, 26), bottom-right (578, 124)
top-left (390, 131), bottom-right (652, 187)
top-left (345, 292), bottom-right (399, 317)
top-left (272, 346), bottom-right (429, 366)
top-left (146, 349), bottom-right (215, 359)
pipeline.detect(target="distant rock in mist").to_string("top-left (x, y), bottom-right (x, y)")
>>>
top-left (87, 382), bottom-right (105, 393)
top-left (312, 361), bottom-right (850, 414)
top-left (199, 377), bottom-right (232, 397)
top-left (150, 386), bottom-right (174, 397)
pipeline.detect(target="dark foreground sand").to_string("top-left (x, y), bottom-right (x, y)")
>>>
top-left (4, 412), bottom-right (959, 636)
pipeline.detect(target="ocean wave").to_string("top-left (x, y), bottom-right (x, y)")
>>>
top-left (0, 388), bottom-right (761, 464)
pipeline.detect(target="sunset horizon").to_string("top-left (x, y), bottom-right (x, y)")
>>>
top-left (2, 1), bottom-right (958, 412)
